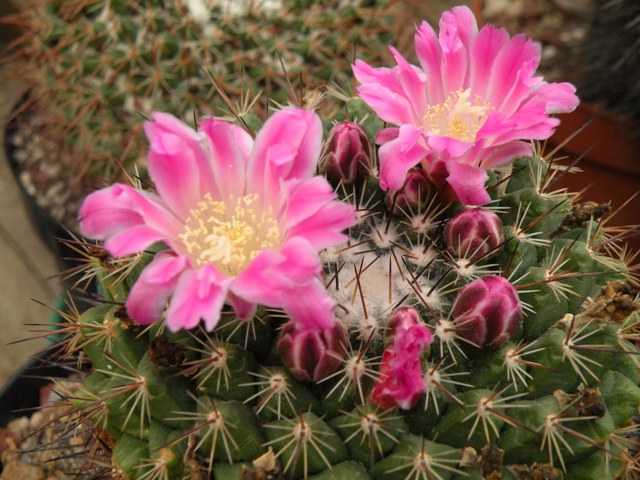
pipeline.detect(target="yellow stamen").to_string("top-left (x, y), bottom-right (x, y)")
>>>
top-left (178, 193), bottom-right (281, 275)
top-left (423, 88), bottom-right (492, 142)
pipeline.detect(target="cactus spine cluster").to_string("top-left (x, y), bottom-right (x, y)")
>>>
top-left (2, 0), bottom-right (396, 224)
top-left (46, 91), bottom-right (640, 480)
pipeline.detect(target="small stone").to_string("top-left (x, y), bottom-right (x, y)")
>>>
top-left (29, 411), bottom-right (44, 429)
top-left (19, 171), bottom-right (36, 196)
top-left (14, 150), bottom-right (28, 162)
top-left (551, 0), bottom-right (595, 14)
top-left (484, 0), bottom-right (524, 18)
top-left (7, 416), bottom-right (30, 436)
top-left (0, 428), bottom-right (18, 453)
top-left (0, 460), bottom-right (45, 480)
top-left (69, 435), bottom-right (85, 447)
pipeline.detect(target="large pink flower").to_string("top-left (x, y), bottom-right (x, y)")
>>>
top-left (353, 6), bottom-right (579, 205)
top-left (79, 108), bottom-right (356, 332)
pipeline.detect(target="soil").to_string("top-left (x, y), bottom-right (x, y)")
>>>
top-left (0, 378), bottom-right (112, 479)
top-left (7, 109), bottom-right (86, 230)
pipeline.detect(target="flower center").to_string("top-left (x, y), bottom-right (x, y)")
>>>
top-left (179, 193), bottom-right (281, 275)
top-left (423, 88), bottom-right (492, 142)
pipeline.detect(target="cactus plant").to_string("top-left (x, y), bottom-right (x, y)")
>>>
top-left (2, 0), bottom-right (397, 226)
top-left (30, 5), bottom-right (640, 480)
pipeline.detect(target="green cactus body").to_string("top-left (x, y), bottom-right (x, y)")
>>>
top-left (41, 91), bottom-right (640, 480)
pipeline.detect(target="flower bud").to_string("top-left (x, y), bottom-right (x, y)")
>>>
top-left (452, 276), bottom-right (522, 348)
top-left (323, 122), bottom-right (371, 185)
top-left (445, 208), bottom-right (504, 260)
top-left (385, 167), bottom-right (432, 214)
top-left (371, 322), bottom-right (432, 410)
top-left (277, 320), bottom-right (347, 382)
top-left (386, 307), bottom-right (421, 341)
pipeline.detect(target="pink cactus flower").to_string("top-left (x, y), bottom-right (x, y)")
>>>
top-left (79, 108), bottom-right (356, 332)
top-left (371, 322), bottom-right (433, 410)
top-left (353, 6), bottom-right (579, 205)
top-left (452, 276), bottom-right (523, 348)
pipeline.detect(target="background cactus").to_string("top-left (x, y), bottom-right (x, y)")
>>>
top-left (573, 0), bottom-right (640, 130)
top-left (2, 0), bottom-right (397, 225)
top-left (41, 92), bottom-right (640, 479)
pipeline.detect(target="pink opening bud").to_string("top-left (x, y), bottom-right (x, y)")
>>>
top-left (385, 167), bottom-right (432, 214)
top-left (371, 323), bottom-right (433, 410)
top-left (277, 320), bottom-right (348, 382)
top-left (323, 122), bottom-right (371, 185)
top-left (445, 208), bottom-right (504, 260)
top-left (386, 307), bottom-right (421, 341)
top-left (452, 276), bottom-right (523, 348)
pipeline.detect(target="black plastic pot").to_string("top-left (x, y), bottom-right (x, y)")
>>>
top-left (0, 352), bottom-right (69, 428)
top-left (3, 101), bottom-right (87, 273)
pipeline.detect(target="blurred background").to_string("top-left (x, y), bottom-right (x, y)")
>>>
top-left (0, 0), bottom-right (637, 385)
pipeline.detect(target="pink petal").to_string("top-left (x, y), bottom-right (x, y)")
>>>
top-left (389, 46), bottom-right (428, 122)
top-left (536, 82), bottom-right (579, 113)
top-left (104, 226), bottom-right (166, 257)
top-left (166, 264), bottom-right (232, 332)
top-left (248, 108), bottom-right (322, 198)
top-left (227, 292), bottom-right (257, 321)
top-left (280, 278), bottom-right (337, 331)
top-left (478, 141), bottom-right (533, 169)
top-left (438, 6), bottom-right (477, 92)
top-left (284, 177), bottom-right (356, 249)
top-left (353, 60), bottom-right (418, 125)
top-left (286, 200), bottom-right (356, 250)
top-left (144, 113), bottom-right (216, 218)
top-left (475, 111), bottom-right (516, 144)
top-left (485, 34), bottom-right (541, 112)
top-left (415, 21), bottom-right (444, 103)
top-left (231, 237), bottom-right (322, 306)
top-left (379, 125), bottom-right (428, 191)
top-left (495, 96), bottom-right (560, 143)
top-left (426, 134), bottom-right (474, 157)
top-left (79, 183), bottom-right (182, 256)
top-left (199, 118), bottom-right (253, 198)
top-left (469, 25), bottom-right (510, 100)
top-left (126, 252), bottom-right (187, 325)
top-left (446, 162), bottom-right (490, 206)
top-left (497, 58), bottom-right (541, 117)
top-left (442, 6), bottom-right (478, 47)
top-left (375, 128), bottom-right (400, 145)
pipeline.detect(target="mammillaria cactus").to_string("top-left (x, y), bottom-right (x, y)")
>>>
top-left (30, 5), bottom-right (640, 480)
top-left (2, 0), bottom-right (396, 225)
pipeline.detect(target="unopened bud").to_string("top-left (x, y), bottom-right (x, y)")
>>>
top-left (452, 276), bottom-right (522, 348)
top-left (277, 320), bottom-right (347, 382)
top-left (323, 122), bottom-right (371, 185)
top-left (445, 208), bottom-right (503, 260)
top-left (385, 167), bottom-right (432, 214)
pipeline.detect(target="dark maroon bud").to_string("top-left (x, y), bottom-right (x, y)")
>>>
top-left (323, 122), bottom-right (371, 185)
top-left (277, 320), bottom-right (348, 382)
top-left (385, 167), bottom-right (432, 214)
top-left (452, 276), bottom-right (522, 348)
top-left (445, 208), bottom-right (504, 260)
